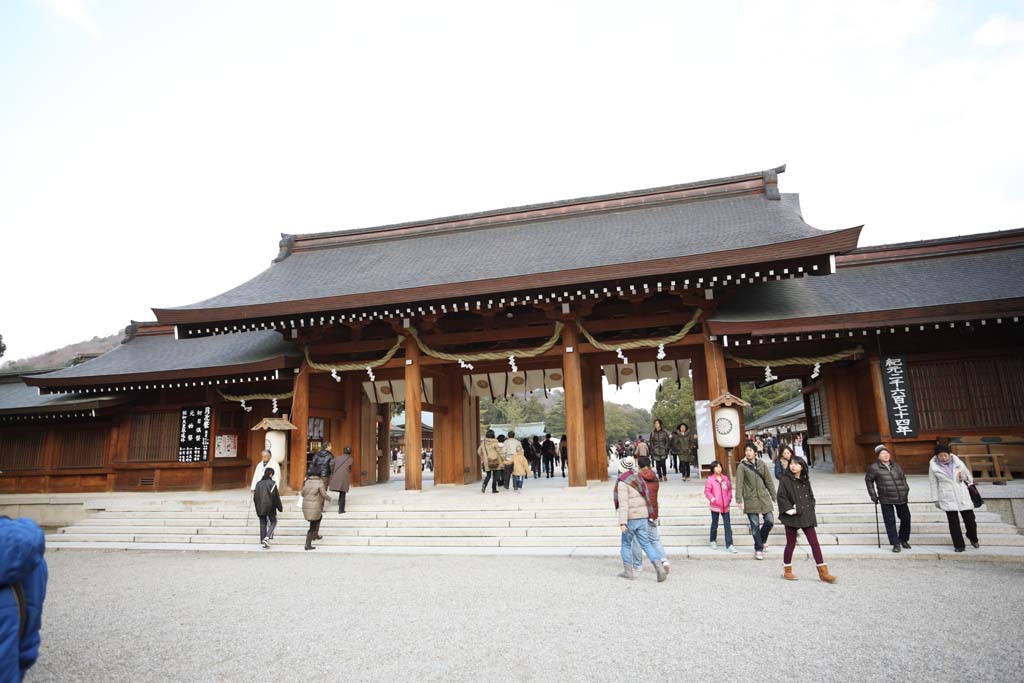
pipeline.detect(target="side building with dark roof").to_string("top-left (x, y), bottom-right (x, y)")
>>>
top-left (2, 166), bottom-right (1022, 495)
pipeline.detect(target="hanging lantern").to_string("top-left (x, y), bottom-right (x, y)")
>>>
top-left (714, 406), bottom-right (742, 448)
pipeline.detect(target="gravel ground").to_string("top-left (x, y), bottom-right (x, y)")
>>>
top-left (28, 550), bottom-right (1024, 683)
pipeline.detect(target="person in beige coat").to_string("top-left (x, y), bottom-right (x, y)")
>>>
top-left (301, 475), bottom-right (331, 550)
top-left (478, 430), bottom-right (504, 494)
top-left (613, 456), bottom-right (667, 582)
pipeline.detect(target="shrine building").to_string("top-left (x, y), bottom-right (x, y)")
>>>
top-left (2, 165), bottom-right (1022, 494)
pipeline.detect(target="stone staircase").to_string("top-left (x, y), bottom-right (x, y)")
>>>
top-left (45, 495), bottom-right (1024, 553)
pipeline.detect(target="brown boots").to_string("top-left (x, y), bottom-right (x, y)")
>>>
top-left (783, 565), bottom-right (797, 581)
top-left (816, 564), bottom-right (837, 583)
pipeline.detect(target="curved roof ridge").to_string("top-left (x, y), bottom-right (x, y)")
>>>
top-left (283, 165), bottom-right (787, 251)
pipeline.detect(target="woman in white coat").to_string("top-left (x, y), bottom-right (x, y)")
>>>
top-left (929, 445), bottom-right (979, 552)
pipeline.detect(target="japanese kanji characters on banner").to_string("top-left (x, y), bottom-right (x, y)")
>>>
top-left (881, 356), bottom-right (918, 438)
top-left (178, 406), bottom-right (212, 462)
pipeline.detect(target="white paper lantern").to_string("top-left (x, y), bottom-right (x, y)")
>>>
top-left (714, 406), bottom-right (742, 448)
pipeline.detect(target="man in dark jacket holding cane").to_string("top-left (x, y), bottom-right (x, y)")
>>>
top-left (865, 445), bottom-right (912, 553)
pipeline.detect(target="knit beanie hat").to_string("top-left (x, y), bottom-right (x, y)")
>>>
top-left (874, 444), bottom-right (890, 456)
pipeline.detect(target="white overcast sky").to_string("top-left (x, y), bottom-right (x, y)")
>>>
top-left (2, 0), bottom-right (1023, 409)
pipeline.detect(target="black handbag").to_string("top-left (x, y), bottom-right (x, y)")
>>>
top-left (967, 482), bottom-right (984, 509)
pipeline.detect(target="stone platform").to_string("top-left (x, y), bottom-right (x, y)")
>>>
top-left (23, 468), bottom-right (1024, 561)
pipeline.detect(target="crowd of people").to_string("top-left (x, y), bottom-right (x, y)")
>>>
top-left (477, 430), bottom-right (566, 492)
top-left (611, 425), bottom-right (986, 582)
top-left (248, 426), bottom-right (987, 566)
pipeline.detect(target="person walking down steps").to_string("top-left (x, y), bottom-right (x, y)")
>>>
top-left (930, 444), bottom-right (980, 553)
top-left (735, 442), bottom-right (776, 561)
top-left (777, 459), bottom-right (837, 583)
top-left (613, 456), bottom-right (668, 582)
top-left (865, 445), bottom-right (912, 553)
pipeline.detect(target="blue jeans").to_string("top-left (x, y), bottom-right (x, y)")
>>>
top-left (513, 475), bottom-right (524, 490)
top-left (746, 511), bottom-right (774, 551)
top-left (710, 511), bottom-right (733, 547)
top-left (631, 520), bottom-right (667, 566)
top-left (621, 518), bottom-right (660, 566)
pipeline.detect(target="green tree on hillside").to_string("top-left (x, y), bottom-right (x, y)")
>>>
top-left (604, 402), bottom-right (653, 444)
top-left (651, 378), bottom-right (696, 434)
top-left (543, 393), bottom-right (566, 435)
top-left (741, 379), bottom-right (802, 422)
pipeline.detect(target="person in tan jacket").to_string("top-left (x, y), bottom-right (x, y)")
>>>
top-left (478, 430), bottom-right (505, 494)
top-left (613, 456), bottom-right (667, 582)
top-left (301, 475), bottom-right (331, 550)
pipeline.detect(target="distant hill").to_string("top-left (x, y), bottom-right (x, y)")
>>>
top-left (0, 330), bottom-right (124, 374)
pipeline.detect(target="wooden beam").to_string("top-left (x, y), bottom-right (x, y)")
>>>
top-left (403, 337), bottom-right (423, 490)
top-left (562, 325), bottom-right (587, 487)
top-left (306, 312), bottom-right (706, 357)
top-left (288, 363), bottom-right (310, 493)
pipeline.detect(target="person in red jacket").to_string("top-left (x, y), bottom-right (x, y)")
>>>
top-left (630, 456), bottom-right (670, 573)
top-left (704, 461), bottom-right (738, 553)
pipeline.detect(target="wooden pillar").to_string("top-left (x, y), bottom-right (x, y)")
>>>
top-left (465, 392), bottom-right (480, 484)
top-left (288, 364), bottom-right (310, 492)
top-left (434, 367), bottom-right (467, 485)
top-left (868, 355), bottom-right (894, 458)
top-left (583, 358), bottom-right (608, 481)
top-left (824, 368), bottom-right (858, 473)
top-left (403, 337), bottom-right (423, 490)
top-left (377, 407), bottom-right (391, 483)
top-left (340, 374), bottom-right (363, 486)
top-left (562, 324), bottom-right (587, 487)
top-left (703, 334), bottom-right (733, 477)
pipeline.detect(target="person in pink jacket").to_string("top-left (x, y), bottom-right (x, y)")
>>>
top-left (704, 461), bottom-right (738, 553)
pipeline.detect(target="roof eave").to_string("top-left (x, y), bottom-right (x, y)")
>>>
top-left (23, 355), bottom-right (301, 389)
top-left (708, 298), bottom-right (1024, 336)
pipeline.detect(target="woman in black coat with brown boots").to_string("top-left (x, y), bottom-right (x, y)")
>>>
top-left (777, 459), bottom-right (836, 583)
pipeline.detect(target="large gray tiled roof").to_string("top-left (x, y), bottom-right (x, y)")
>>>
top-left (710, 245), bottom-right (1024, 327)
top-left (26, 329), bottom-right (299, 386)
top-left (0, 379), bottom-right (127, 414)
top-left (165, 192), bottom-right (831, 313)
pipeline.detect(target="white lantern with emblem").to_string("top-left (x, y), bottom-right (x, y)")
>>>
top-left (714, 406), bottom-right (742, 449)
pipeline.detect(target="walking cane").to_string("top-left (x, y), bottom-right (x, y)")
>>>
top-left (874, 501), bottom-right (881, 549)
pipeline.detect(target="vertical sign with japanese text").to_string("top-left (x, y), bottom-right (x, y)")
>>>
top-left (178, 406), bottom-right (212, 462)
top-left (881, 356), bottom-right (918, 439)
